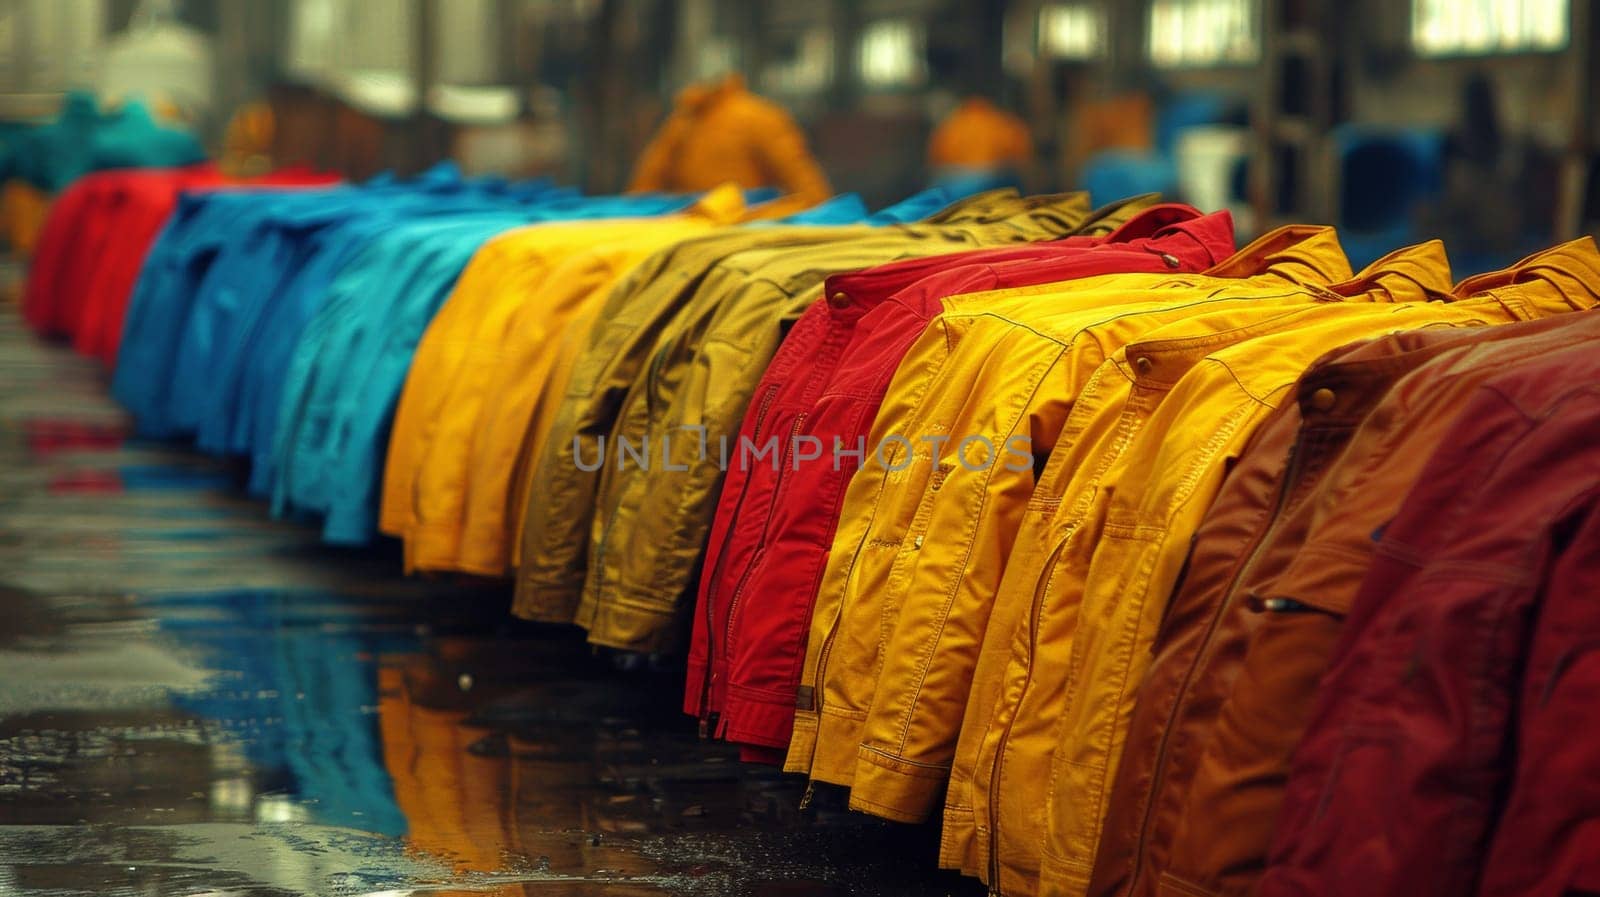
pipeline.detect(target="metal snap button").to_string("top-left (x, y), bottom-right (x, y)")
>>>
top-left (1310, 387), bottom-right (1337, 411)
top-left (1134, 356), bottom-right (1155, 376)
top-left (829, 291), bottom-right (850, 308)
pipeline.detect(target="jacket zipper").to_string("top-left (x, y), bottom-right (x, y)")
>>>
top-left (723, 412), bottom-right (808, 702)
top-left (1124, 435), bottom-right (1303, 893)
top-left (697, 383), bottom-right (780, 735)
top-left (803, 454), bottom-right (896, 802)
top-left (801, 411), bottom-right (934, 810)
top-left (987, 528), bottom-right (1072, 891)
top-left (588, 355), bottom-right (673, 624)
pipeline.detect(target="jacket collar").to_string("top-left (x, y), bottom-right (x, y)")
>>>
top-left (1204, 225), bottom-right (1352, 285)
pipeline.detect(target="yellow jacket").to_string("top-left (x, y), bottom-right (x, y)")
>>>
top-left (945, 248), bottom-right (1451, 894)
top-left (447, 214), bottom-right (752, 577)
top-left (574, 196), bottom-right (1147, 653)
top-left (944, 242), bottom-right (1599, 897)
top-left (380, 185), bottom-right (749, 570)
top-left (1032, 272), bottom-right (1596, 897)
top-left (930, 97), bottom-right (1034, 170)
top-left (518, 194), bottom-right (1107, 642)
top-left (505, 189), bottom-right (1049, 623)
top-left (630, 73), bottom-right (833, 207)
top-left (785, 228), bottom-right (1354, 807)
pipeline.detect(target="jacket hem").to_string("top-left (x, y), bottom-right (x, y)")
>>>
top-left (783, 713), bottom-right (819, 774)
top-left (846, 743), bottom-right (947, 822)
top-left (737, 744), bottom-right (785, 764)
top-left (583, 598), bottom-right (684, 654)
top-left (510, 577), bottom-right (582, 623)
top-left (1037, 853), bottom-right (1094, 897)
top-left (938, 807), bottom-right (980, 875)
top-left (322, 507), bottom-right (376, 545)
top-left (722, 688), bottom-right (803, 749)
top-left (809, 708), bottom-right (867, 786)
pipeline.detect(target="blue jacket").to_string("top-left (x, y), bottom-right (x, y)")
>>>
top-left (265, 194), bottom-right (694, 543)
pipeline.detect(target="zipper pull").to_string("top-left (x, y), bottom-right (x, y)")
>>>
top-left (799, 782), bottom-right (816, 811)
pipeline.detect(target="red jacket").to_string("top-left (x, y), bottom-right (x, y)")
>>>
top-left (1259, 312), bottom-right (1600, 897)
top-left (26, 167), bottom-right (216, 342)
top-left (24, 165), bottom-right (334, 366)
top-left (687, 205), bottom-right (1235, 761)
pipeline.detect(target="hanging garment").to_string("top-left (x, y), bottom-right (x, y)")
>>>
top-left (1085, 327), bottom-right (1490, 897)
top-left (514, 189), bottom-right (1093, 629)
top-left (805, 246), bottom-right (1447, 823)
top-left (78, 168), bottom-right (338, 365)
top-left (688, 204), bottom-right (1232, 764)
top-left (382, 185), bottom-right (750, 575)
top-left (167, 189), bottom-right (531, 438)
top-left (790, 225), bottom-right (1356, 810)
top-left (1256, 311), bottom-right (1600, 897)
top-left (273, 186), bottom-right (698, 544)
top-left (629, 73), bottom-right (833, 207)
top-left (437, 182), bottom-right (995, 577)
top-left (929, 96), bottom-right (1034, 173)
top-left (112, 164), bottom-right (494, 438)
top-left (269, 214), bottom-right (537, 543)
top-left (21, 165), bottom-right (265, 353)
top-left (573, 195), bottom-right (1136, 654)
top-left (385, 182), bottom-right (991, 576)
top-left (1124, 241), bottom-right (1600, 897)
top-left (926, 244), bottom-right (1514, 896)
top-left (1025, 299), bottom-right (1547, 897)
top-left (219, 183), bottom-right (580, 488)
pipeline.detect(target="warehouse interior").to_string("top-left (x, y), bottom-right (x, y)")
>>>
top-left (2, 1), bottom-right (1598, 895)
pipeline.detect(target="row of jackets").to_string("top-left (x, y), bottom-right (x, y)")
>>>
top-left (24, 169), bottom-right (1600, 897)
top-left (22, 163), bottom-right (341, 363)
top-left (711, 226), bottom-right (1598, 897)
top-left (22, 164), bottom-right (1002, 548)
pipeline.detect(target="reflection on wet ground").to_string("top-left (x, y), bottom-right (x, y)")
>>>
top-left (0, 312), bottom-right (981, 896)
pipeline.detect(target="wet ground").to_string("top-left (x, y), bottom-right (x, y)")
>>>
top-left (0, 309), bottom-right (981, 897)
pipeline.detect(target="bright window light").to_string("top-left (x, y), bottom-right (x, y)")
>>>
top-left (1148, 0), bottom-right (1259, 67)
top-left (1412, 0), bottom-right (1568, 55)
top-left (858, 19), bottom-right (926, 88)
top-left (1039, 4), bottom-right (1105, 60)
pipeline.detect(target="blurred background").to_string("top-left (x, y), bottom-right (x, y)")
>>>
top-left (0, 0), bottom-right (1594, 270)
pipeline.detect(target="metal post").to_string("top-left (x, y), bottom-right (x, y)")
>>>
top-left (411, 0), bottom-right (440, 173)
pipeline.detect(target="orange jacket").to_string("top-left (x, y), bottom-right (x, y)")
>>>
top-left (629, 74), bottom-right (832, 206)
top-left (929, 97), bottom-right (1034, 170)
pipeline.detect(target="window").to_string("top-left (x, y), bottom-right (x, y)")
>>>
top-left (0, 0), bottom-right (105, 91)
top-left (1039, 4), bottom-right (1105, 60)
top-left (1147, 0), bottom-right (1259, 67)
top-left (858, 19), bottom-right (926, 89)
top-left (1412, 0), bottom-right (1568, 56)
